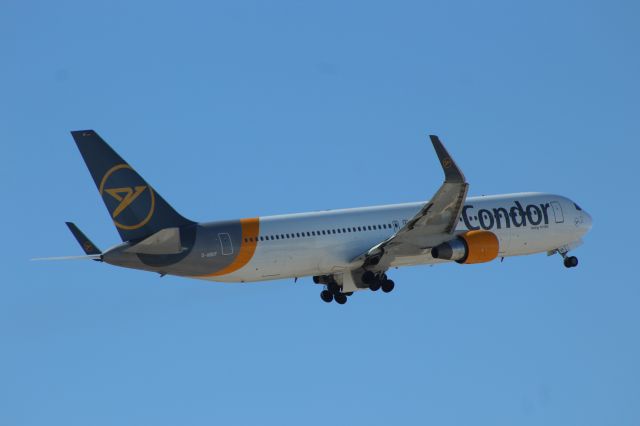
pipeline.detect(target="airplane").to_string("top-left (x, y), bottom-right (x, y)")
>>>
top-left (48, 130), bottom-right (592, 304)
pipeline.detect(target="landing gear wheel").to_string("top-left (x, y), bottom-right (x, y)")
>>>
top-left (328, 282), bottom-right (341, 294)
top-left (320, 290), bottom-right (334, 303)
top-left (369, 280), bottom-right (381, 292)
top-left (564, 256), bottom-right (579, 268)
top-left (381, 279), bottom-right (395, 293)
top-left (362, 271), bottom-right (375, 285)
top-left (334, 293), bottom-right (347, 304)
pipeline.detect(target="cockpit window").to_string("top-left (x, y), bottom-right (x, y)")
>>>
top-left (574, 203), bottom-right (582, 211)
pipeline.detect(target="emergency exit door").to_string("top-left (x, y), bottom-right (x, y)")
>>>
top-left (218, 233), bottom-right (234, 255)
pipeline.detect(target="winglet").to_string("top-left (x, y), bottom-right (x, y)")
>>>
top-left (429, 135), bottom-right (466, 183)
top-left (65, 222), bottom-right (102, 256)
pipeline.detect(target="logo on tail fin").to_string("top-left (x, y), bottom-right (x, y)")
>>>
top-left (99, 164), bottom-right (155, 230)
top-left (105, 186), bottom-right (148, 218)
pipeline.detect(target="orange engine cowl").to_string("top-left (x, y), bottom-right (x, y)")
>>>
top-left (431, 230), bottom-right (499, 264)
top-left (459, 230), bottom-right (499, 264)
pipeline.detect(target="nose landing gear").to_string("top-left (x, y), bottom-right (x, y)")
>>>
top-left (563, 256), bottom-right (579, 268)
top-left (554, 247), bottom-right (579, 269)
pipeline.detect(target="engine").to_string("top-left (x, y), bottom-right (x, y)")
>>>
top-left (431, 230), bottom-right (499, 264)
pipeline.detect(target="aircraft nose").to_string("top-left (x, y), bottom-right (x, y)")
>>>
top-left (582, 211), bottom-right (593, 232)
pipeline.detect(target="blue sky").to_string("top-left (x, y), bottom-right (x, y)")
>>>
top-left (2, 0), bottom-right (639, 424)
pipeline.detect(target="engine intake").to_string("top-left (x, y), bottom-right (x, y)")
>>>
top-left (431, 230), bottom-right (499, 264)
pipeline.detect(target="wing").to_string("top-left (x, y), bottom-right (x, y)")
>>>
top-left (354, 135), bottom-right (469, 269)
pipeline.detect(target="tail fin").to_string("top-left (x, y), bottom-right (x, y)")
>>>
top-left (71, 130), bottom-right (194, 242)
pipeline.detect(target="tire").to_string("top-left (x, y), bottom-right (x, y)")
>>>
top-left (320, 290), bottom-right (333, 303)
top-left (570, 256), bottom-right (579, 267)
top-left (381, 279), bottom-right (395, 293)
top-left (369, 280), bottom-right (381, 292)
top-left (334, 293), bottom-right (347, 304)
top-left (362, 271), bottom-right (375, 285)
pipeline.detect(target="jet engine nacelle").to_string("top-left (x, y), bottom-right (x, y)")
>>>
top-left (431, 230), bottom-right (499, 264)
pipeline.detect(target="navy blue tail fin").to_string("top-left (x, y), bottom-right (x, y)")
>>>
top-left (71, 130), bottom-right (194, 242)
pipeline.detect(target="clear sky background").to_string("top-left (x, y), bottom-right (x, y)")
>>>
top-left (1, 1), bottom-right (639, 425)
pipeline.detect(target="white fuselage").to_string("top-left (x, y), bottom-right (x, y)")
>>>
top-left (208, 193), bottom-right (592, 283)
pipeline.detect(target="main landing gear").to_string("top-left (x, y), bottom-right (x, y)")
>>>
top-left (315, 271), bottom-right (394, 304)
top-left (320, 281), bottom-right (353, 305)
top-left (362, 271), bottom-right (395, 293)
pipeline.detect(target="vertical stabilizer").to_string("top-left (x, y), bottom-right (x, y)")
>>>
top-left (71, 130), bottom-right (194, 242)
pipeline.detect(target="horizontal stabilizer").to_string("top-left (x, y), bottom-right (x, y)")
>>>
top-left (31, 254), bottom-right (102, 261)
top-left (66, 222), bottom-right (101, 255)
top-left (124, 227), bottom-right (184, 255)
